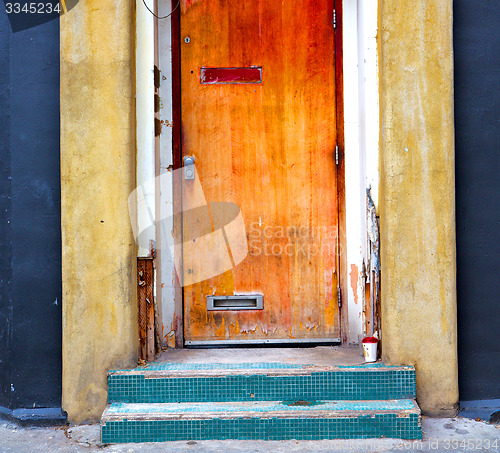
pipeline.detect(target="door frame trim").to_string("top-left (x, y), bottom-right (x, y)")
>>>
top-left (168, 0), bottom-right (348, 347)
top-left (171, 0), bottom-right (184, 347)
top-left (148, 0), bottom-right (382, 348)
top-left (334, 0), bottom-right (348, 344)
top-left (185, 338), bottom-right (342, 347)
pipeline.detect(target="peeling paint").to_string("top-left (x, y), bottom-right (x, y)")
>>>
top-left (182, 0), bottom-right (201, 11)
top-left (350, 264), bottom-right (359, 305)
top-left (214, 316), bottom-right (225, 338)
top-left (239, 325), bottom-right (258, 335)
top-left (165, 331), bottom-right (175, 349)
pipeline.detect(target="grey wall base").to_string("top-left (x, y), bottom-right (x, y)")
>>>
top-left (459, 400), bottom-right (500, 423)
top-left (0, 405), bottom-right (66, 427)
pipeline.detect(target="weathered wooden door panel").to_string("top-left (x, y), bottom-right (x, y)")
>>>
top-left (180, 0), bottom-right (340, 343)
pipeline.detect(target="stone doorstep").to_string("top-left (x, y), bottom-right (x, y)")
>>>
top-left (101, 399), bottom-right (421, 422)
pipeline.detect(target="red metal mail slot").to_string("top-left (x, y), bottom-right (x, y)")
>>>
top-left (201, 67), bottom-right (263, 84)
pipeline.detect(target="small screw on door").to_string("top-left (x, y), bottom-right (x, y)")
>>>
top-left (184, 37), bottom-right (191, 44)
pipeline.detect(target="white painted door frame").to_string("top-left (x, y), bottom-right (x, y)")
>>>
top-left (135, 0), bottom-right (380, 347)
top-left (343, 0), bottom-right (380, 344)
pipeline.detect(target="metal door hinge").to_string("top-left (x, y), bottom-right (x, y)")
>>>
top-left (332, 9), bottom-right (337, 29)
top-left (154, 65), bottom-right (160, 89)
top-left (337, 286), bottom-right (342, 308)
top-left (335, 145), bottom-right (339, 165)
top-left (155, 118), bottom-right (162, 137)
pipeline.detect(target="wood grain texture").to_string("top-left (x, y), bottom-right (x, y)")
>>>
top-left (180, 0), bottom-right (340, 342)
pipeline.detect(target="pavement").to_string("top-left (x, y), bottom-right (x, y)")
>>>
top-left (0, 417), bottom-right (499, 452)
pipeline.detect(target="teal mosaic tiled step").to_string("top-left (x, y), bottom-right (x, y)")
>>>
top-left (101, 399), bottom-right (422, 443)
top-left (107, 362), bottom-right (416, 404)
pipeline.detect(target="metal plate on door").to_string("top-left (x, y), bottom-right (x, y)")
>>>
top-left (207, 295), bottom-right (264, 311)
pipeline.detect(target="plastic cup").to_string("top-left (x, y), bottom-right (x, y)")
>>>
top-left (362, 336), bottom-right (378, 362)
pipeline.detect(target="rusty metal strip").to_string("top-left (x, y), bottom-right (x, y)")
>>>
top-left (138, 258), bottom-right (156, 362)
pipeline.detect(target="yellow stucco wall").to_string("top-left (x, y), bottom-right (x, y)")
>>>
top-left (60, 1), bottom-right (138, 423)
top-left (379, 0), bottom-right (458, 414)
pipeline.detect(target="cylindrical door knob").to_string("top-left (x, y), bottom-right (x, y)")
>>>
top-left (183, 156), bottom-right (195, 180)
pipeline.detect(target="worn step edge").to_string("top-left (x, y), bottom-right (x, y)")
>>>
top-left (108, 362), bottom-right (415, 378)
top-left (101, 400), bottom-right (423, 442)
top-left (102, 399), bottom-right (421, 421)
top-left (107, 367), bottom-right (417, 403)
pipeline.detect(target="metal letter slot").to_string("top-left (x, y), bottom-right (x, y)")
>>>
top-left (183, 155), bottom-right (195, 180)
top-left (200, 67), bottom-right (263, 85)
top-left (207, 295), bottom-right (264, 311)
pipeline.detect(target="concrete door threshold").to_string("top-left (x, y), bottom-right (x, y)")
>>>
top-left (155, 345), bottom-right (367, 367)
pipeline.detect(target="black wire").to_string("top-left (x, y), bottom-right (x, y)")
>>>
top-left (141, 0), bottom-right (180, 19)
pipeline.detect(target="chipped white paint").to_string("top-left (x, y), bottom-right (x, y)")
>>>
top-left (361, 0), bottom-right (380, 208)
top-left (136, 0), bottom-right (156, 257)
top-left (343, 0), bottom-right (379, 344)
top-left (136, 0), bottom-right (177, 343)
top-left (157, 0), bottom-right (176, 342)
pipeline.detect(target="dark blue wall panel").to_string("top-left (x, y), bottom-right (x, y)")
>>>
top-left (0, 8), bottom-right (62, 410)
top-left (0, 9), bottom-right (13, 408)
top-left (454, 0), bottom-right (500, 401)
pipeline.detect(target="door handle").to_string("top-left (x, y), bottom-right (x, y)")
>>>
top-left (183, 156), bottom-right (195, 180)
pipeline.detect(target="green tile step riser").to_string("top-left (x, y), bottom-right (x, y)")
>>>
top-left (101, 414), bottom-right (422, 443)
top-left (107, 371), bottom-right (416, 404)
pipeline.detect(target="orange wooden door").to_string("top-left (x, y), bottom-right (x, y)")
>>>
top-left (180, 0), bottom-right (341, 344)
